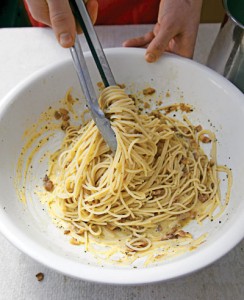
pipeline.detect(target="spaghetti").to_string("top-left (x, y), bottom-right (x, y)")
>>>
top-left (41, 86), bottom-right (232, 257)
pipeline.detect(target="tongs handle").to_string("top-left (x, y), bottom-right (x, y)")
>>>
top-left (70, 36), bottom-right (101, 114)
top-left (70, 0), bottom-right (116, 87)
top-left (70, 36), bottom-right (117, 153)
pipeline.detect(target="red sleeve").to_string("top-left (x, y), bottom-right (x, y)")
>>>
top-left (24, 0), bottom-right (160, 27)
top-left (96, 0), bottom-right (160, 25)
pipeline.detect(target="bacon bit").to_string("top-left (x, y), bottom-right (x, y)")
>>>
top-left (43, 175), bottom-right (54, 192)
top-left (182, 169), bottom-right (189, 177)
top-left (177, 212), bottom-right (191, 221)
top-left (163, 229), bottom-right (191, 240)
top-left (161, 226), bottom-right (178, 240)
top-left (118, 83), bottom-right (126, 89)
top-left (107, 223), bottom-right (117, 231)
top-left (67, 93), bottom-right (75, 104)
top-left (156, 100), bottom-right (163, 106)
top-left (157, 140), bottom-right (164, 149)
top-left (143, 87), bottom-right (156, 95)
top-left (200, 135), bottom-right (211, 143)
top-left (175, 230), bottom-right (188, 237)
top-left (181, 157), bottom-right (190, 165)
top-left (36, 273), bottom-right (44, 282)
top-left (179, 103), bottom-right (192, 113)
top-left (54, 111), bottom-right (61, 120)
top-left (198, 194), bottom-right (209, 203)
top-left (195, 125), bottom-right (203, 132)
top-left (97, 81), bottom-right (105, 89)
top-left (156, 224), bottom-right (162, 232)
top-left (155, 253), bottom-right (165, 259)
top-left (190, 211), bottom-right (197, 219)
top-left (165, 233), bottom-right (175, 240)
top-left (173, 196), bottom-right (180, 203)
top-left (140, 240), bottom-right (148, 247)
top-left (128, 94), bottom-right (136, 102)
top-left (127, 216), bottom-right (135, 222)
top-left (44, 181), bottom-right (54, 192)
top-left (64, 230), bottom-right (70, 235)
top-left (149, 110), bottom-right (162, 118)
top-left (61, 121), bottom-right (70, 131)
top-left (152, 189), bottom-right (164, 196)
top-left (144, 102), bottom-right (150, 109)
top-left (61, 114), bottom-right (70, 121)
top-left (193, 152), bottom-right (199, 161)
top-left (164, 105), bottom-right (178, 114)
top-left (59, 108), bottom-right (69, 116)
top-left (77, 228), bottom-right (85, 235)
top-left (181, 127), bottom-right (190, 134)
top-left (191, 140), bottom-right (199, 150)
top-left (70, 238), bottom-right (81, 245)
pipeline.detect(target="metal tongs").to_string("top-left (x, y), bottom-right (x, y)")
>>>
top-left (69, 0), bottom-right (117, 152)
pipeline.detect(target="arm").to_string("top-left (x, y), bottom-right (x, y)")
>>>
top-left (123, 0), bottom-right (203, 62)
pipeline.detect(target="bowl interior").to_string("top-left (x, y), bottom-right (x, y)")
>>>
top-left (0, 48), bottom-right (244, 284)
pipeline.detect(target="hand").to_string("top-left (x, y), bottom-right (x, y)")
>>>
top-left (25, 0), bottom-right (98, 48)
top-left (123, 0), bottom-right (203, 62)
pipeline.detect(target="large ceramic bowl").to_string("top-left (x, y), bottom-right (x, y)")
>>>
top-left (0, 48), bottom-right (243, 284)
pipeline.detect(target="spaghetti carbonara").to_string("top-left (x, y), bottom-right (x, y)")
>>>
top-left (39, 85), bottom-right (232, 259)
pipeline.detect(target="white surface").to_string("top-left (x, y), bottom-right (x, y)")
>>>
top-left (0, 24), bottom-right (243, 299)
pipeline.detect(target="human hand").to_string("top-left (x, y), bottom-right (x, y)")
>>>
top-left (123, 0), bottom-right (203, 62)
top-left (25, 0), bottom-right (98, 48)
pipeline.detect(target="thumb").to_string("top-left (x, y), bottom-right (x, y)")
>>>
top-left (47, 0), bottom-right (76, 48)
top-left (145, 23), bottom-right (173, 63)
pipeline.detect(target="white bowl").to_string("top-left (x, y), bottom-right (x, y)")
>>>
top-left (0, 48), bottom-right (243, 284)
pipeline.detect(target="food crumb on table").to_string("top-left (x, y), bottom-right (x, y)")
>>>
top-left (35, 273), bottom-right (44, 282)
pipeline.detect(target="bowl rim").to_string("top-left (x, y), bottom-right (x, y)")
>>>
top-left (0, 47), bottom-right (243, 284)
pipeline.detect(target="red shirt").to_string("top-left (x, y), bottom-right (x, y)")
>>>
top-left (24, 0), bottom-right (160, 27)
top-left (96, 0), bottom-right (160, 25)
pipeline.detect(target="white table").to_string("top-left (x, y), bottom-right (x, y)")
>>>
top-left (0, 25), bottom-right (243, 300)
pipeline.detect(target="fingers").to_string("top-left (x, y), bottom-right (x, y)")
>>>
top-left (145, 22), bottom-right (173, 63)
top-left (122, 22), bottom-right (172, 63)
top-left (26, 0), bottom-right (98, 48)
top-left (123, 31), bottom-right (155, 48)
top-left (144, 0), bottom-right (202, 62)
top-left (171, 34), bottom-right (195, 58)
top-left (86, 0), bottom-right (99, 24)
top-left (25, 0), bottom-right (51, 26)
top-left (46, 0), bottom-right (76, 48)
